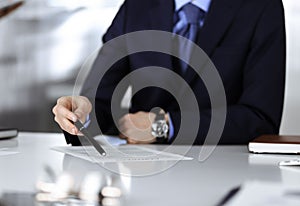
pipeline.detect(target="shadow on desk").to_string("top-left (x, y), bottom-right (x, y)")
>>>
top-left (0, 138), bottom-right (18, 149)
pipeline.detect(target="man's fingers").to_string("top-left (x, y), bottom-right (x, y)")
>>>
top-left (53, 99), bottom-right (78, 134)
top-left (54, 116), bottom-right (77, 135)
top-left (117, 112), bottom-right (156, 144)
top-left (118, 114), bottom-right (142, 131)
top-left (119, 133), bottom-right (138, 144)
top-left (53, 104), bottom-right (77, 121)
top-left (56, 96), bottom-right (73, 109)
top-left (126, 138), bottom-right (138, 144)
top-left (119, 133), bottom-right (127, 139)
top-left (52, 96), bottom-right (93, 136)
top-left (69, 96), bottom-right (92, 116)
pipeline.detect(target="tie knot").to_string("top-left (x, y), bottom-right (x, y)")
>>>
top-left (181, 3), bottom-right (205, 25)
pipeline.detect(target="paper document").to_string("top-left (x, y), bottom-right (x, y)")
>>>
top-left (52, 145), bottom-right (193, 163)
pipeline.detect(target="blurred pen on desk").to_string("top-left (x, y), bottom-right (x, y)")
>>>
top-left (0, 1), bottom-right (24, 18)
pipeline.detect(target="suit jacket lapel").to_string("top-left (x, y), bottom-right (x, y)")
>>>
top-left (198, 0), bottom-right (244, 56)
top-left (147, 0), bottom-right (174, 71)
top-left (183, 0), bottom-right (244, 85)
top-left (149, 0), bottom-right (174, 32)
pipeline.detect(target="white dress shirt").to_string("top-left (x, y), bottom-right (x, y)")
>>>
top-left (175, 0), bottom-right (212, 12)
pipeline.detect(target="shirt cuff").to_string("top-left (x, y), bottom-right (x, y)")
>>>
top-left (83, 114), bottom-right (91, 128)
top-left (168, 113), bottom-right (174, 141)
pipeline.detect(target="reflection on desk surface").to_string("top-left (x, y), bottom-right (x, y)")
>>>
top-left (0, 137), bottom-right (18, 149)
top-left (248, 153), bottom-right (300, 165)
top-left (0, 137), bottom-right (19, 156)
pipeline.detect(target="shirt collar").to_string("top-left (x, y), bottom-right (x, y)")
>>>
top-left (175, 0), bottom-right (212, 13)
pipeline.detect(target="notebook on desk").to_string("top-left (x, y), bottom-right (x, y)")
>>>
top-left (248, 135), bottom-right (300, 154)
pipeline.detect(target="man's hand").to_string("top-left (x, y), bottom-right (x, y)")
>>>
top-left (52, 96), bottom-right (92, 135)
top-left (118, 112), bottom-right (156, 144)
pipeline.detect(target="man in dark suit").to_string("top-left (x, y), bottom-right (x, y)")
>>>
top-left (53, 0), bottom-right (286, 145)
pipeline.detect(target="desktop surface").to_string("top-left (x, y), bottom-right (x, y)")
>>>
top-left (0, 132), bottom-right (299, 206)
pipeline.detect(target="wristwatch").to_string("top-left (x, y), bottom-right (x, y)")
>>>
top-left (151, 110), bottom-right (169, 142)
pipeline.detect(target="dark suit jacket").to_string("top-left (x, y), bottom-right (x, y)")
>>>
top-left (65, 0), bottom-right (286, 145)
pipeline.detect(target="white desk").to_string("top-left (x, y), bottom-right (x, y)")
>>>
top-left (0, 132), bottom-right (300, 206)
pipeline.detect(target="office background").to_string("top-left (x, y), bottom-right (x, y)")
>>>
top-left (0, 0), bottom-right (299, 134)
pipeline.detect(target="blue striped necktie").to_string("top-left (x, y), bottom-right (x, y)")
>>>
top-left (173, 3), bottom-right (205, 74)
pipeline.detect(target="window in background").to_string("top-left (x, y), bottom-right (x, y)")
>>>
top-left (0, 0), bottom-right (123, 132)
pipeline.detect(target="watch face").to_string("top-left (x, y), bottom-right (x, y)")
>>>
top-left (151, 120), bottom-right (169, 138)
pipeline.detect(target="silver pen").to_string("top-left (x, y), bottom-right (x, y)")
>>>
top-left (74, 120), bottom-right (106, 156)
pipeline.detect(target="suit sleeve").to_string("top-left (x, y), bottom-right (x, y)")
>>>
top-left (63, 2), bottom-right (130, 145)
top-left (169, 0), bottom-right (286, 144)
